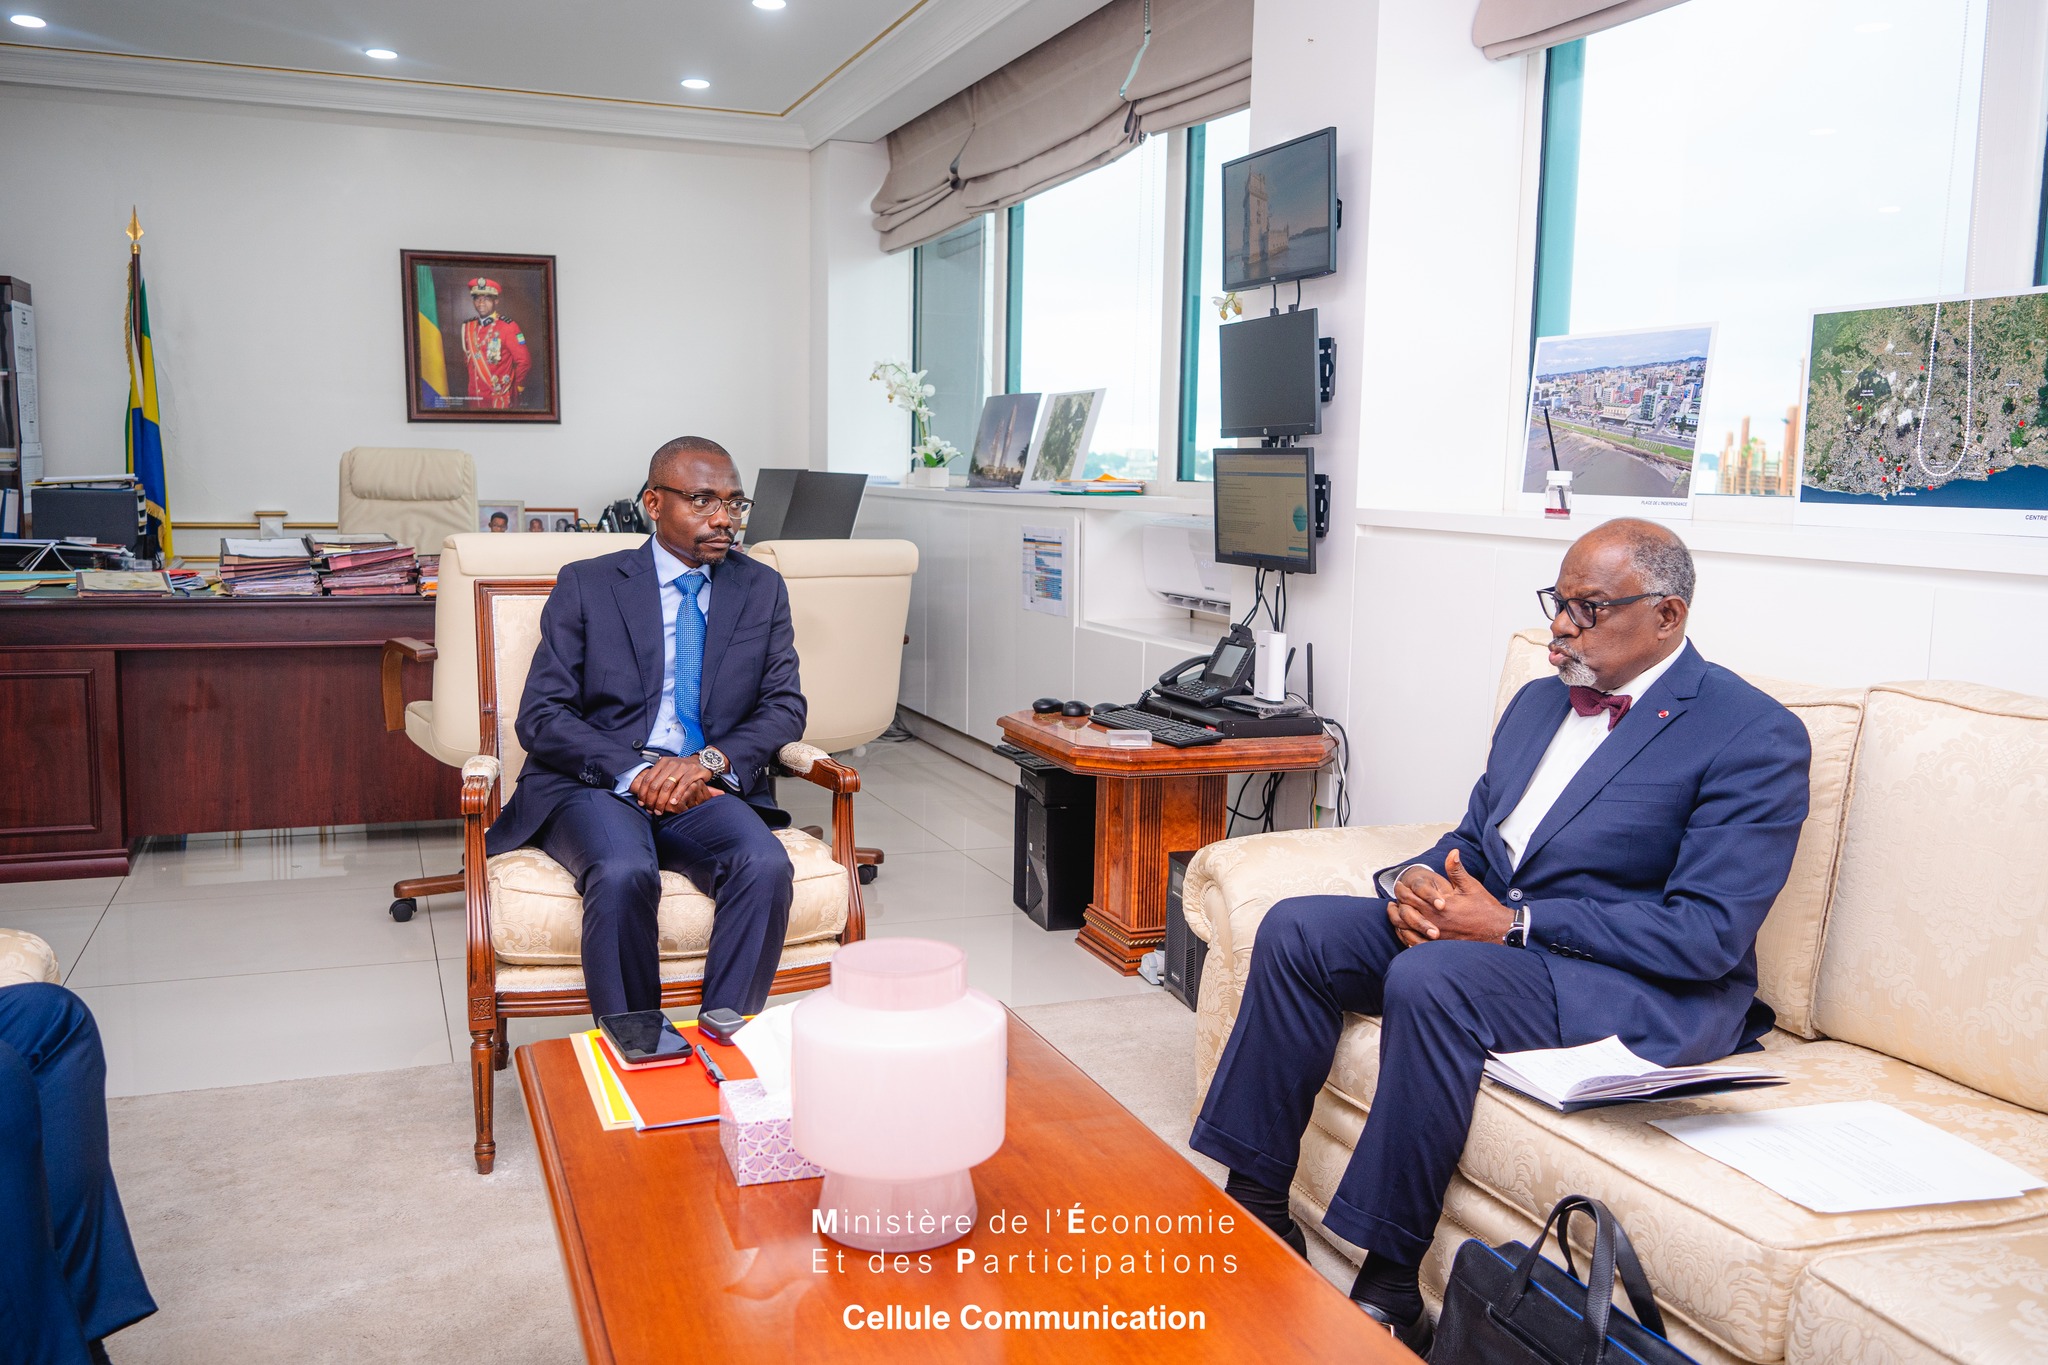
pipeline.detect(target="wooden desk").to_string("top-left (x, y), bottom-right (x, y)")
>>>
top-left (516, 1012), bottom-right (1413, 1365)
top-left (0, 595), bottom-right (455, 881)
top-left (997, 713), bottom-right (1334, 974)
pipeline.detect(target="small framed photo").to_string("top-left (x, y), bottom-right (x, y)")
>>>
top-left (1023, 389), bottom-right (1105, 488)
top-left (479, 500), bottom-right (524, 533)
top-left (524, 506), bottom-right (581, 533)
top-left (402, 250), bottom-right (560, 423)
top-left (969, 392), bottom-right (1041, 489)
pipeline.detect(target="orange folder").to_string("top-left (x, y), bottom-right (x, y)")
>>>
top-left (597, 1022), bottom-right (759, 1130)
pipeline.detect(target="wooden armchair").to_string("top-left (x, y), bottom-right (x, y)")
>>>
top-left (458, 579), bottom-right (865, 1173)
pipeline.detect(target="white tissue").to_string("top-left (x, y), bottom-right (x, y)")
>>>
top-left (731, 1003), bottom-right (798, 1100)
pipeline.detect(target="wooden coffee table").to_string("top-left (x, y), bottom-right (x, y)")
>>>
top-left (516, 1011), bottom-right (1415, 1363)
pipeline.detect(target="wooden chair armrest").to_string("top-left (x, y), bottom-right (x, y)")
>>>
top-left (380, 636), bottom-right (438, 732)
top-left (776, 741), bottom-right (859, 794)
top-left (460, 755), bottom-right (501, 1057)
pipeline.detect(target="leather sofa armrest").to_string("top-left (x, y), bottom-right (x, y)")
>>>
top-left (380, 636), bottom-right (437, 732)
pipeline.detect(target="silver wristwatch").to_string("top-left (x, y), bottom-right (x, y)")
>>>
top-left (1505, 904), bottom-right (1531, 949)
top-left (697, 746), bottom-right (730, 778)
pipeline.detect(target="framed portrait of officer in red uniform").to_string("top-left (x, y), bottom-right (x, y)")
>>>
top-left (401, 250), bottom-right (560, 423)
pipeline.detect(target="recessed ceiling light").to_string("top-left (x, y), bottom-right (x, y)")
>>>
top-left (9, 14), bottom-right (48, 27)
top-left (753, 0), bottom-right (787, 9)
top-left (364, 47), bottom-right (397, 59)
top-left (680, 77), bottom-right (710, 90)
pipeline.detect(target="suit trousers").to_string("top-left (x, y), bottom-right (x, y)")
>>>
top-left (0, 984), bottom-right (155, 1364)
top-left (536, 788), bottom-right (795, 1020)
top-left (1189, 895), bottom-right (1562, 1265)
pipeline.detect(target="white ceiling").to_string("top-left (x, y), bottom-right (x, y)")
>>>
top-left (0, 0), bottom-right (1113, 146)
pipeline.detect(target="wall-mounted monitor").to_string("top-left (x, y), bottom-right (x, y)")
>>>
top-left (1220, 127), bottom-right (1337, 292)
top-left (1213, 447), bottom-right (1317, 574)
top-left (1219, 308), bottom-right (1321, 440)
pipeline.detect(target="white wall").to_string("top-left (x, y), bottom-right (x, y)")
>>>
top-left (0, 84), bottom-right (810, 543)
top-left (808, 139), bottom-right (913, 477)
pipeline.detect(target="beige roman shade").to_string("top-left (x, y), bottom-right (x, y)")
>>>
top-left (871, 0), bottom-right (1251, 252)
top-left (1471, 0), bottom-right (1691, 60)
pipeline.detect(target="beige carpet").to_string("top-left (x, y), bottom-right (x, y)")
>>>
top-left (105, 992), bottom-right (1346, 1364)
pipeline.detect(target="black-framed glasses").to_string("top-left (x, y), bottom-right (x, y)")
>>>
top-left (649, 484), bottom-right (754, 517)
top-left (1537, 588), bottom-right (1663, 630)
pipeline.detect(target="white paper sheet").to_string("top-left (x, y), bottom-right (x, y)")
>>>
top-left (1020, 524), bottom-right (1068, 616)
top-left (1652, 1101), bottom-right (2045, 1213)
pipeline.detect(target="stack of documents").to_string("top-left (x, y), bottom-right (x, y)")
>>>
top-left (75, 569), bottom-right (173, 598)
top-left (1485, 1036), bottom-right (1785, 1111)
top-left (317, 543), bottom-right (419, 596)
top-left (217, 538), bottom-right (318, 597)
top-left (417, 553), bottom-right (439, 598)
top-left (1052, 475), bottom-right (1145, 496)
top-left (1654, 1101), bottom-right (2046, 1212)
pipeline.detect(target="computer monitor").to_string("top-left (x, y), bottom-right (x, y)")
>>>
top-left (1213, 448), bottom-right (1317, 574)
top-left (1220, 127), bottom-right (1338, 292)
top-left (741, 469), bottom-right (868, 545)
top-left (32, 486), bottom-right (143, 551)
top-left (1218, 309), bottom-right (1321, 441)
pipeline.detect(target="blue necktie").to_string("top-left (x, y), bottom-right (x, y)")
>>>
top-left (673, 572), bottom-right (706, 754)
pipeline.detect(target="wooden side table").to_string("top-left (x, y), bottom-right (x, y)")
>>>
top-left (996, 712), bottom-right (1335, 974)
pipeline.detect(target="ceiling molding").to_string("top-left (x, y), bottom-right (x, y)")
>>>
top-left (0, 42), bottom-right (811, 149)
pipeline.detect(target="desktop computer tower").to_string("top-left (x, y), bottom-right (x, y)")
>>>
top-left (1164, 851), bottom-right (1207, 1010)
top-left (1000, 745), bottom-right (1095, 931)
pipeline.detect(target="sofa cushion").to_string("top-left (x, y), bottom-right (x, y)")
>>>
top-left (1814, 680), bottom-right (2048, 1111)
top-left (0, 928), bottom-right (60, 988)
top-left (485, 828), bottom-right (848, 965)
top-left (1785, 1230), bottom-right (2048, 1365)
top-left (1307, 1014), bottom-right (2048, 1363)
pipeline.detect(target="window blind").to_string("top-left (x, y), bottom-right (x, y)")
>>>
top-left (1471, 0), bottom-right (1691, 60)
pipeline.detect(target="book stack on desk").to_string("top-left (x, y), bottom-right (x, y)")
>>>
top-left (75, 569), bottom-right (174, 598)
top-left (318, 543), bottom-right (420, 596)
top-left (417, 554), bottom-right (439, 598)
top-left (217, 538), bottom-right (319, 597)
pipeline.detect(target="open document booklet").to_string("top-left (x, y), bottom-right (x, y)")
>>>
top-left (1485, 1035), bottom-right (1785, 1112)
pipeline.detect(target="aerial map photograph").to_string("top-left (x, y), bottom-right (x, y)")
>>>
top-left (1802, 292), bottom-right (2048, 512)
top-left (1522, 327), bottom-right (1712, 501)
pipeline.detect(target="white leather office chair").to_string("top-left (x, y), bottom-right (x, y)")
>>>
top-left (338, 447), bottom-right (478, 550)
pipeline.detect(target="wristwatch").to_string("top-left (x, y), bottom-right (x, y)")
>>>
top-left (697, 746), bottom-right (730, 779)
top-left (1504, 904), bottom-right (1531, 949)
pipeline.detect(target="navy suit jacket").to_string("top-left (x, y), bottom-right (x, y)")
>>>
top-left (1380, 641), bottom-right (1810, 1065)
top-left (485, 540), bottom-right (806, 857)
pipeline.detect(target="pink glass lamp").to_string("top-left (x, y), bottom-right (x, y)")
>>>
top-left (790, 938), bottom-right (1006, 1252)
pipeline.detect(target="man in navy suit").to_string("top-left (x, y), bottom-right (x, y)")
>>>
top-left (486, 436), bottom-right (805, 1022)
top-left (1190, 519), bottom-right (1810, 1347)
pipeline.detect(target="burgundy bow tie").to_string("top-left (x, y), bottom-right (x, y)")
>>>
top-left (1568, 686), bottom-right (1632, 730)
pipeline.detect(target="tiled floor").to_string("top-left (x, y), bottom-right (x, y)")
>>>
top-left (2, 737), bottom-right (1155, 1097)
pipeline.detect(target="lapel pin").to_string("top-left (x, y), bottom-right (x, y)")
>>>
top-left (1657, 710), bottom-right (1669, 719)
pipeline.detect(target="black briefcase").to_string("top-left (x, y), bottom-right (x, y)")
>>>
top-left (1430, 1194), bottom-right (1697, 1365)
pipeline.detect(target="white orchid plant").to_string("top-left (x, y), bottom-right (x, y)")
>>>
top-left (871, 360), bottom-right (959, 469)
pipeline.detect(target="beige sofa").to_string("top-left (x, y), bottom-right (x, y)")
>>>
top-left (1183, 629), bottom-right (2048, 1365)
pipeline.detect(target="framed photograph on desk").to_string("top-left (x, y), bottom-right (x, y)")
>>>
top-left (401, 250), bottom-right (559, 423)
top-left (524, 506), bottom-right (580, 532)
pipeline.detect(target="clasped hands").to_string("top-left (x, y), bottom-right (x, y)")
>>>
top-left (1386, 849), bottom-right (1515, 948)
top-left (629, 755), bottom-right (722, 815)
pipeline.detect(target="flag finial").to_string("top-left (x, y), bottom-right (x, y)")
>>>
top-left (126, 207), bottom-right (143, 255)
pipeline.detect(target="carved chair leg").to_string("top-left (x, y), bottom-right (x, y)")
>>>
top-left (471, 1026), bottom-right (497, 1174)
top-left (493, 1017), bottom-right (510, 1071)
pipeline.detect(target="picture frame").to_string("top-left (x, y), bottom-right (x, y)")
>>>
top-left (402, 250), bottom-right (560, 423)
top-left (968, 392), bottom-right (1041, 489)
top-left (524, 506), bottom-right (581, 533)
top-left (478, 500), bottom-right (524, 533)
top-left (1022, 389), bottom-right (1106, 489)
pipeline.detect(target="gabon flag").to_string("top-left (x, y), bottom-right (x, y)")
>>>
top-left (125, 209), bottom-right (171, 557)
top-left (415, 263), bottom-right (449, 408)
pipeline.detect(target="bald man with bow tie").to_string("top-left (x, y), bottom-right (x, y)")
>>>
top-left (1190, 519), bottom-right (1812, 1350)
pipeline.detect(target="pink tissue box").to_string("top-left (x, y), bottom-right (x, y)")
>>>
top-left (718, 1079), bottom-right (824, 1186)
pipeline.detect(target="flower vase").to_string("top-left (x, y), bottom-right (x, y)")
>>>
top-left (906, 466), bottom-right (950, 489)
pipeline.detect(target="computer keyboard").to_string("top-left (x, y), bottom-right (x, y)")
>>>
top-left (1089, 705), bottom-right (1224, 748)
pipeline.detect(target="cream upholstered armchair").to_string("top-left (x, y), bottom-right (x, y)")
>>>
top-left (457, 577), bottom-right (866, 1173)
top-left (337, 446), bottom-right (478, 551)
top-left (748, 538), bottom-right (919, 883)
top-left (381, 532), bottom-right (646, 920)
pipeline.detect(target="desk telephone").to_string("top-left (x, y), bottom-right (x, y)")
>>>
top-left (1153, 625), bottom-right (1258, 707)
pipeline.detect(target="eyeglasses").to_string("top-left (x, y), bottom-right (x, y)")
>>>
top-left (1537, 588), bottom-right (1664, 630)
top-left (649, 485), bottom-right (754, 517)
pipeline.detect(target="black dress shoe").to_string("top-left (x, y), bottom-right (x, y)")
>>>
top-left (1355, 1299), bottom-right (1433, 1356)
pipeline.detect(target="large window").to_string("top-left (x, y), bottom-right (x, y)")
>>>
top-left (1012, 135), bottom-right (1171, 480)
top-left (1536, 0), bottom-right (1987, 496)
top-left (1179, 110), bottom-right (1253, 480)
top-left (912, 217), bottom-right (992, 467)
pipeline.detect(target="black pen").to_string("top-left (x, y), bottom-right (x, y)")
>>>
top-left (700, 1054), bottom-right (727, 1086)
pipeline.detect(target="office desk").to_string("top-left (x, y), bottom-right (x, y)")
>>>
top-left (997, 712), bottom-right (1334, 975)
top-left (0, 595), bottom-right (454, 881)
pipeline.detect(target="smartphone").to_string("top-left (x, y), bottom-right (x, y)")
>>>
top-left (698, 1007), bottom-right (745, 1045)
top-left (598, 1010), bottom-right (695, 1070)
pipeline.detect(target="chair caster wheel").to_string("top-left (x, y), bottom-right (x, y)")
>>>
top-left (857, 865), bottom-right (878, 885)
top-left (390, 898), bottom-right (417, 922)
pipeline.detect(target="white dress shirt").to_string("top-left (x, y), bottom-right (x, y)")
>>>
top-left (1382, 641), bottom-right (1686, 930)
top-left (613, 538), bottom-right (713, 794)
